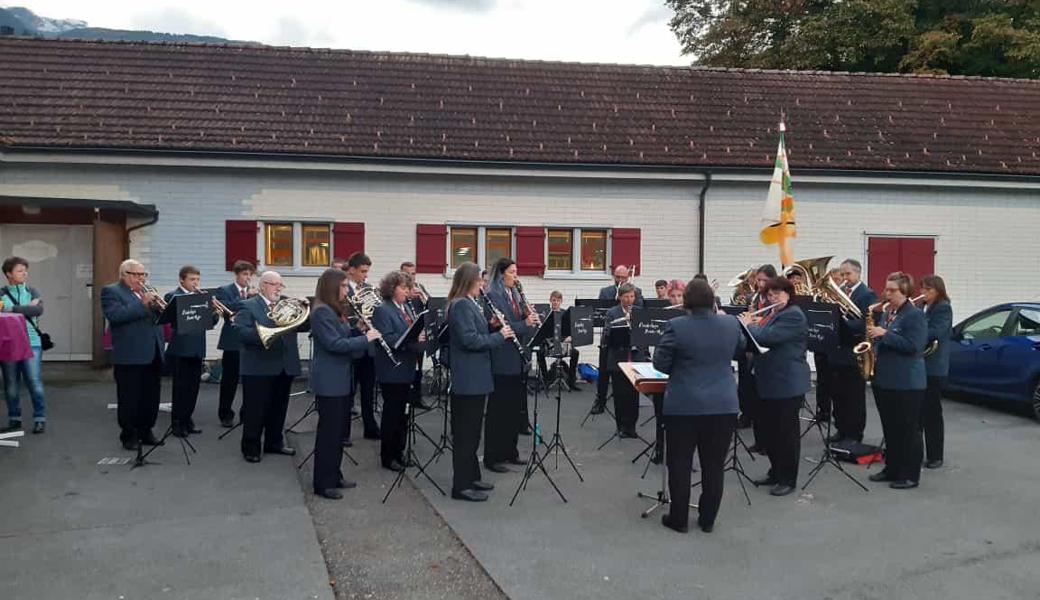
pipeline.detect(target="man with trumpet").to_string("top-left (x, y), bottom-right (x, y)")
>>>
top-left (163, 265), bottom-right (224, 438)
top-left (830, 259), bottom-right (878, 444)
top-left (101, 260), bottom-right (167, 450)
top-left (233, 271), bottom-right (309, 463)
top-left (214, 260), bottom-right (256, 428)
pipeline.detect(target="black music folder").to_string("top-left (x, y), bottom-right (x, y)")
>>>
top-left (395, 310), bottom-right (428, 351)
top-left (630, 307), bottom-right (677, 347)
top-left (575, 298), bottom-right (615, 327)
top-left (568, 305), bottom-right (594, 347)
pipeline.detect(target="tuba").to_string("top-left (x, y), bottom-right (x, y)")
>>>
top-left (853, 301), bottom-right (884, 380)
top-left (257, 297), bottom-right (310, 349)
top-left (728, 268), bottom-right (757, 306)
top-left (784, 256), bottom-right (833, 297)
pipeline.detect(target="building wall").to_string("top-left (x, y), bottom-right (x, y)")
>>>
top-left (2, 160), bottom-right (1037, 359)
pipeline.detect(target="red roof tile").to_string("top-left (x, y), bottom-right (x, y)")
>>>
top-left (2, 37), bottom-right (1040, 176)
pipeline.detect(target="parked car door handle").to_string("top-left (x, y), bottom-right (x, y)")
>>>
top-left (978, 344), bottom-right (993, 351)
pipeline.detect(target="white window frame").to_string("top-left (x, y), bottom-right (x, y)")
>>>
top-left (445, 224), bottom-right (516, 276)
top-left (543, 226), bottom-right (612, 280)
top-left (256, 220), bottom-right (334, 276)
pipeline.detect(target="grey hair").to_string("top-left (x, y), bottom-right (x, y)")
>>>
top-left (841, 259), bottom-right (862, 273)
top-left (119, 259), bottom-right (143, 276)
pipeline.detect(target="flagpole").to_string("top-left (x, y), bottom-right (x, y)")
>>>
top-left (777, 121), bottom-right (793, 267)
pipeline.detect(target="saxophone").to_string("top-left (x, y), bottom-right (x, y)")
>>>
top-left (852, 301), bottom-right (884, 380)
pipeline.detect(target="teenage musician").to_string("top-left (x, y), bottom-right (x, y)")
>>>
top-left (344, 252), bottom-right (380, 440)
top-left (214, 260), bottom-right (256, 428)
top-left (739, 264), bottom-right (776, 449)
top-left (741, 276), bottom-right (811, 497)
top-left (447, 262), bottom-right (513, 502)
top-left (654, 279), bottom-right (745, 533)
top-left (602, 283), bottom-right (649, 438)
top-left (483, 258), bottom-right (537, 472)
top-left (920, 275), bottom-right (952, 469)
top-left (829, 259), bottom-right (878, 444)
top-left (101, 260), bottom-right (166, 450)
top-left (233, 271), bottom-right (307, 463)
top-left (163, 265), bottom-right (221, 438)
top-left (867, 272), bottom-right (927, 490)
top-left (654, 279), bottom-right (669, 300)
top-left (372, 271), bottom-right (428, 472)
top-left (591, 265), bottom-right (645, 415)
top-left (535, 291), bottom-right (580, 391)
top-left (309, 269), bottom-right (379, 499)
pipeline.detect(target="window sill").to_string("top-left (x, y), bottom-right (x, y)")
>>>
top-left (258, 266), bottom-right (330, 277)
top-left (542, 272), bottom-right (611, 281)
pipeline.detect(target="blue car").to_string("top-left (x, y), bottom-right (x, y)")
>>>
top-left (946, 302), bottom-right (1040, 420)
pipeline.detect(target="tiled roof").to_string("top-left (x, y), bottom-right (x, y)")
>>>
top-left (2, 36), bottom-right (1040, 176)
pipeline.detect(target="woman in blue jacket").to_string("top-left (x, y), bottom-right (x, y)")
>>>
top-left (867, 272), bottom-right (928, 490)
top-left (741, 276), bottom-right (811, 498)
top-left (920, 275), bottom-right (952, 469)
top-left (309, 269), bottom-right (379, 499)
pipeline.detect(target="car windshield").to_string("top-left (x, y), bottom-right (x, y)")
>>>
top-left (961, 310), bottom-right (1012, 341)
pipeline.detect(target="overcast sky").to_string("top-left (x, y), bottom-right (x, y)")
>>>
top-left (10, 0), bottom-right (688, 65)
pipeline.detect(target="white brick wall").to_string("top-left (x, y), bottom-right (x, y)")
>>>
top-left (3, 161), bottom-right (1038, 360)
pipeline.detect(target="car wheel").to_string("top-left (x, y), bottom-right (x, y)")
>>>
top-left (1033, 381), bottom-right (1040, 422)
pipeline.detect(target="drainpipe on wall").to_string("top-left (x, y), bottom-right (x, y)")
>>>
top-left (124, 211), bottom-right (159, 257)
top-left (697, 171), bottom-right (712, 275)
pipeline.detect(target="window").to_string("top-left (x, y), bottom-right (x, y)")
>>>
top-left (580, 230), bottom-right (607, 271)
top-left (1012, 309), bottom-right (1040, 337)
top-left (961, 310), bottom-right (1012, 341)
top-left (450, 227), bottom-right (477, 268)
top-left (547, 229), bottom-right (572, 270)
top-left (301, 224), bottom-right (331, 267)
top-left (485, 228), bottom-right (512, 270)
top-left (265, 223), bottom-right (293, 267)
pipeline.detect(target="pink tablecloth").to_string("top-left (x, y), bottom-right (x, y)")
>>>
top-left (0, 313), bottom-right (34, 362)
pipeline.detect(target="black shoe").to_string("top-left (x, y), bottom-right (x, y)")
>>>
top-left (815, 413), bottom-right (831, 423)
top-left (698, 521), bottom-right (714, 533)
top-left (619, 430), bottom-right (639, 439)
top-left (122, 439), bottom-right (140, 451)
top-left (451, 489), bottom-right (488, 502)
top-left (383, 460), bottom-right (405, 472)
top-left (519, 425), bottom-right (533, 436)
top-left (825, 433), bottom-right (845, 444)
top-left (868, 471), bottom-right (894, 482)
top-left (590, 401), bottom-right (606, 415)
top-left (484, 462), bottom-right (510, 473)
top-left (186, 423), bottom-right (202, 434)
top-left (770, 484), bottom-right (796, 497)
top-left (139, 431), bottom-right (163, 446)
top-left (471, 480), bottom-right (495, 491)
top-left (753, 476), bottom-right (778, 487)
top-left (364, 430), bottom-right (381, 440)
top-left (567, 383), bottom-right (581, 392)
top-left (32, 422), bottom-right (45, 434)
top-left (337, 478), bottom-right (357, 489)
top-left (244, 454), bottom-right (261, 463)
top-left (265, 446), bottom-right (296, 456)
top-left (220, 417), bottom-right (235, 428)
top-left (3, 420), bottom-right (22, 433)
top-left (317, 488), bottom-right (343, 500)
top-left (660, 514), bottom-right (688, 533)
top-left (890, 480), bottom-right (919, 490)
top-left (924, 459), bottom-right (943, 469)
top-left (342, 438), bottom-right (354, 448)
top-left (505, 457), bottom-right (526, 466)
top-left (351, 408), bottom-right (360, 416)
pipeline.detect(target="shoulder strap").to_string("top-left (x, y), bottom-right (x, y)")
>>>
top-left (4, 287), bottom-right (43, 334)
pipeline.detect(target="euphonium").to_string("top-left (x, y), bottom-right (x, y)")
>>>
top-left (853, 301), bottom-right (884, 380)
top-left (814, 272), bottom-right (863, 319)
top-left (257, 296), bottom-right (310, 349)
top-left (728, 268), bottom-right (757, 306)
top-left (784, 256), bottom-right (834, 297)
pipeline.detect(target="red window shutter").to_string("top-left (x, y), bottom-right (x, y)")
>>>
top-left (610, 228), bottom-right (641, 276)
top-left (867, 237), bottom-right (901, 293)
top-left (899, 238), bottom-right (935, 293)
top-left (333, 222), bottom-right (365, 262)
top-left (416, 224), bottom-right (448, 274)
top-left (515, 227), bottom-right (546, 276)
top-left (225, 220), bottom-right (258, 271)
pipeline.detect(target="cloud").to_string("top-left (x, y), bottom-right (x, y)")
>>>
top-left (403, 0), bottom-right (498, 13)
top-left (626, 2), bottom-right (672, 37)
top-left (266, 15), bottom-right (333, 47)
top-left (129, 7), bottom-right (227, 37)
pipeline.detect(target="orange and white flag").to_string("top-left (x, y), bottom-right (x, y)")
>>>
top-left (760, 122), bottom-right (797, 266)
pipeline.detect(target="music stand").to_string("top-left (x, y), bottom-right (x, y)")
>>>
top-left (801, 414), bottom-right (869, 493)
top-left (384, 401), bottom-right (446, 503)
top-left (530, 309), bottom-right (583, 481)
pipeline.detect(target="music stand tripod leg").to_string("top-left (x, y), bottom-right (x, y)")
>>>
top-left (509, 383), bottom-right (567, 506)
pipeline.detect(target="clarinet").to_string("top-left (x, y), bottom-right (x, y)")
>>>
top-left (346, 295), bottom-right (401, 367)
top-left (513, 278), bottom-right (540, 325)
top-left (479, 289), bottom-right (527, 365)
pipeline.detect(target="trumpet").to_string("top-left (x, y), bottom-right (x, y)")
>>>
top-left (193, 285), bottom-right (233, 317)
top-left (142, 284), bottom-right (168, 311)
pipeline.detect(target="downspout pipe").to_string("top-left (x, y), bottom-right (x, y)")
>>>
top-left (697, 171), bottom-right (712, 274)
top-left (124, 210), bottom-right (159, 257)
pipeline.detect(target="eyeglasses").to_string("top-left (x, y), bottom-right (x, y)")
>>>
top-left (125, 271), bottom-right (148, 277)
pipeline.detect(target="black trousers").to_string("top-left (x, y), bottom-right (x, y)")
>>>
top-left (921, 376), bottom-right (946, 462)
top-left (218, 350), bottom-right (240, 422)
top-left (114, 354), bottom-right (162, 443)
top-left (240, 372), bottom-right (292, 457)
top-left (813, 352), bottom-right (832, 418)
top-left (760, 395), bottom-right (803, 486)
top-left (313, 394), bottom-right (348, 492)
top-left (170, 356), bottom-right (202, 428)
top-left (738, 358), bottom-right (766, 446)
top-left (351, 356), bottom-right (379, 436)
top-left (484, 374), bottom-right (523, 464)
top-left (665, 414), bottom-right (734, 529)
top-left (874, 387), bottom-right (924, 482)
top-left (832, 365), bottom-right (866, 441)
top-left (379, 383), bottom-right (410, 466)
top-left (612, 370), bottom-right (638, 434)
top-left (451, 393), bottom-right (486, 493)
top-left (596, 345), bottom-right (610, 402)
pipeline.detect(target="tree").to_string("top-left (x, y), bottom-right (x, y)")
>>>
top-left (666, 0), bottom-right (1040, 78)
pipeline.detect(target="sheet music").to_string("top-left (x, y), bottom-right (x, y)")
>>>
top-left (632, 363), bottom-right (668, 380)
top-left (738, 319), bottom-right (770, 355)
